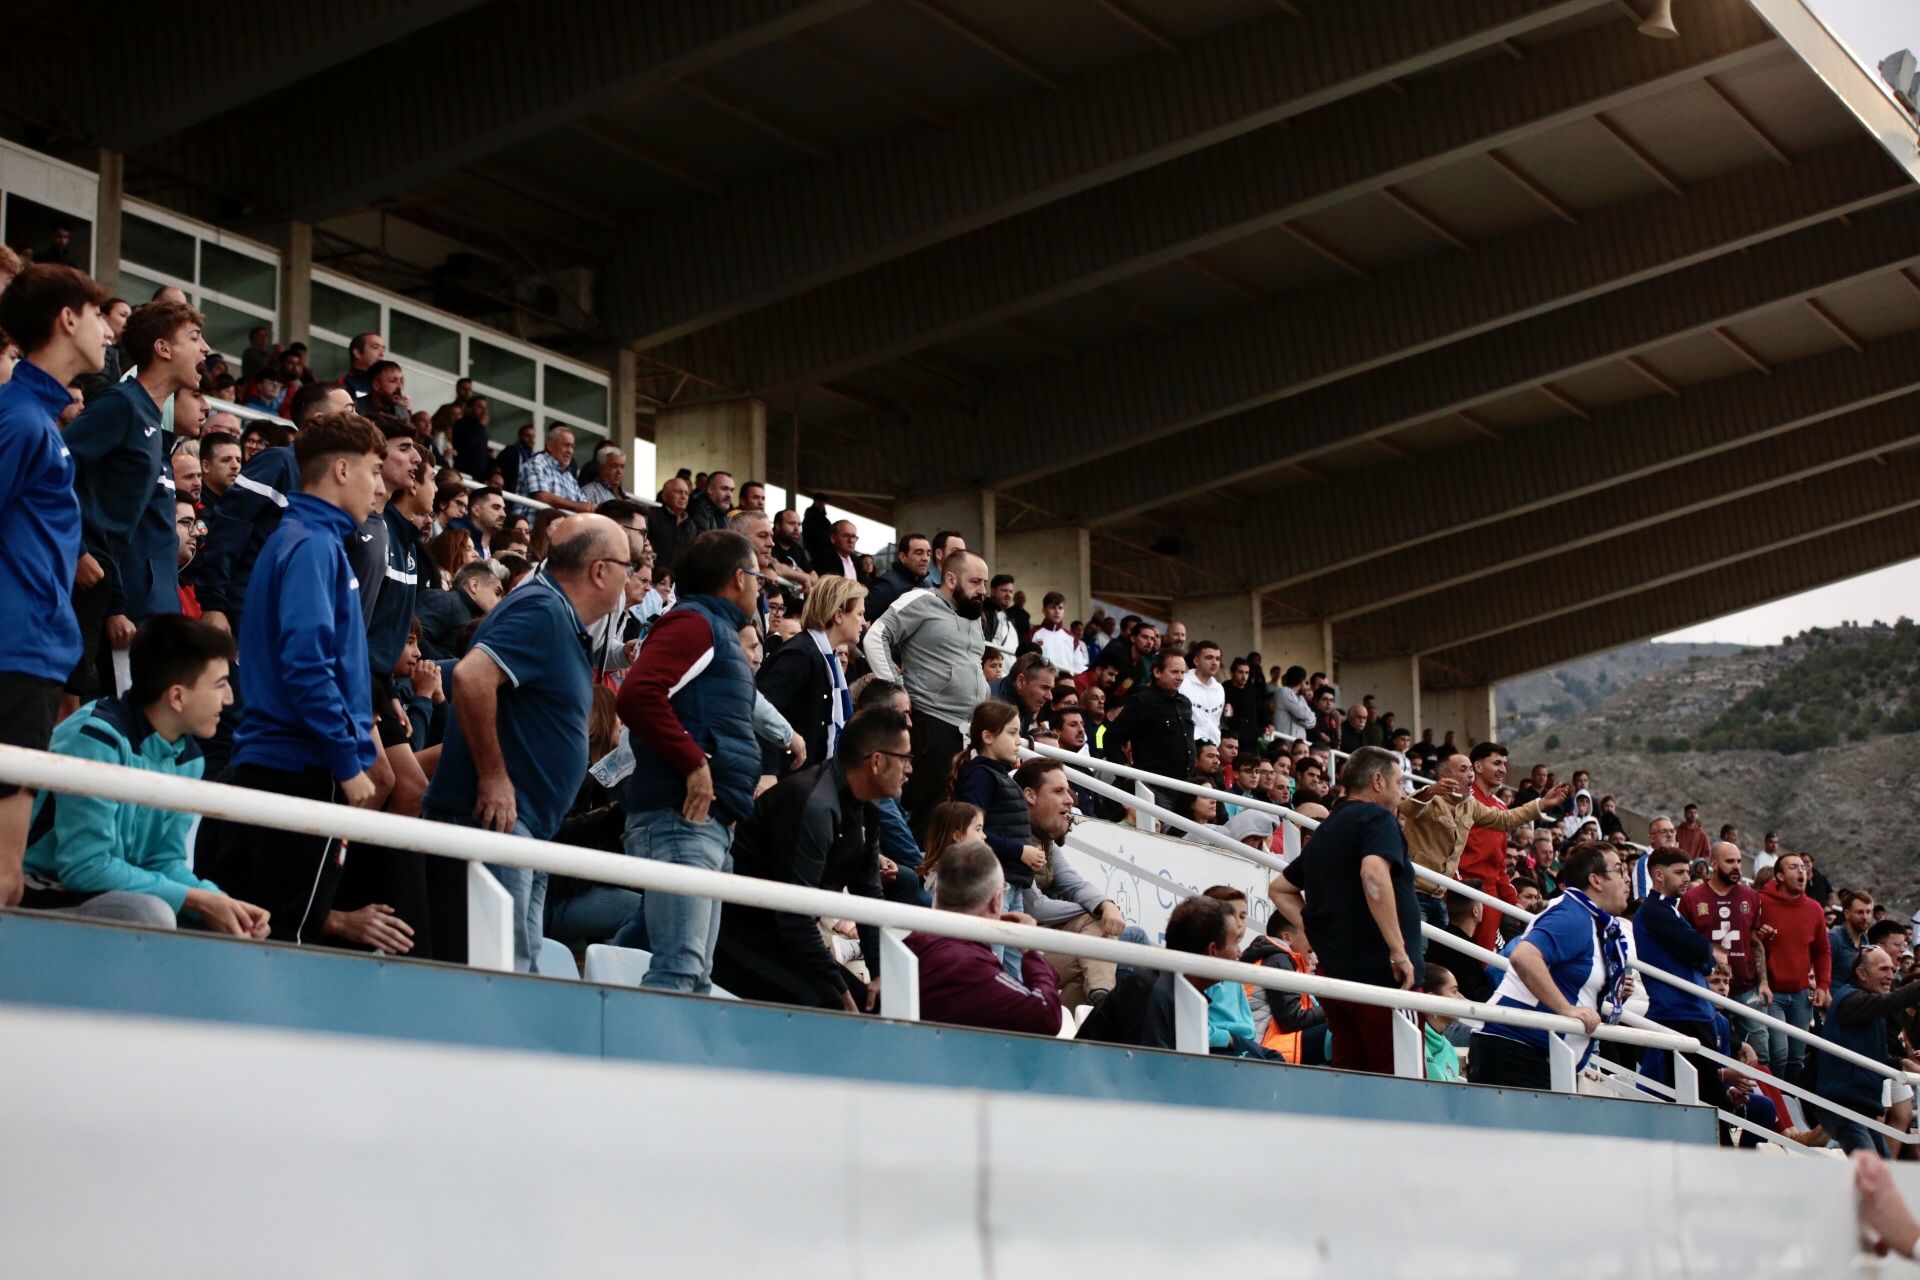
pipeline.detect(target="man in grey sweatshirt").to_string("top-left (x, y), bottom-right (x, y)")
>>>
top-left (863, 548), bottom-right (991, 831)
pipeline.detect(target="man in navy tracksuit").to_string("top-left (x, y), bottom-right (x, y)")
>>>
top-left (1634, 845), bottom-right (1726, 1102)
top-left (196, 411), bottom-right (391, 946)
top-left (65, 299), bottom-right (209, 700)
top-left (0, 264), bottom-right (109, 907)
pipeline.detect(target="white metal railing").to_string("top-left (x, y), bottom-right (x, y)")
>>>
top-left (0, 744), bottom-right (1695, 1087)
top-left (1027, 741), bottom-right (1920, 1103)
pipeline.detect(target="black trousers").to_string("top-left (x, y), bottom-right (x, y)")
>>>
top-left (196, 764), bottom-right (344, 945)
top-left (904, 713), bottom-right (964, 838)
top-left (1467, 1032), bottom-right (1552, 1091)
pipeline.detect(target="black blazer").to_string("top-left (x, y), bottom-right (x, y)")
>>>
top-left (756, 633), bottom-right (834, 775)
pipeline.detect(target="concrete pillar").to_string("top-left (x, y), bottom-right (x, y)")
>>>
top-left (611, 348), bottom-right (638, 458)
top-left (895, 489), bottom-right (998, 569)
top-left (653, 397), bottom-right (765, 495)
top-left (276, 221), bottom-right (312, 346)
top-left (1335, 653), bottom-right (1419, 729)
top-left (93, 150), bottom-right (123, 291)
top-left (1172, 591), bottom-right (1262, 663)
top-left (1265, 618), bottom-right (1333, 683)
top-left (995, 526), bottom-right (1090, 628)
top-left (1420, 684), bottom-right (1498, 746)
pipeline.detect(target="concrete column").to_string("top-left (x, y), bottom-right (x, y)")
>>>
top-left (1335, 653), bottom-right (1419, 729)
top-left (895, 490), bottom-right (997, 569)
top-left (276, 221), bottom-right (312, 346)
top-left (1420, 684), bottom-right (1498, 746)
top-left (1171, 591), bottom-right (1261, 663)
top-left (611, 348), bottom-right (638, 458)
top-left (653, 397), bottom-right (765, 495)
top-left (995, 526), bottom-right (1090, 628)
top-left (1264, 618), bottom-right (1333, 682)
top-left (93, 150), bottom-right (123, 291)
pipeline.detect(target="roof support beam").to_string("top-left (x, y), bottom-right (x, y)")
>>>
top-left (634, 0), bottom-right (1644, 364)
top-left (1423, 510), bottom-right (1920, 684)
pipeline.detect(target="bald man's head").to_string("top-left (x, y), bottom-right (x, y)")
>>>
top-left (1709, 841), bottom-right (1743, 887)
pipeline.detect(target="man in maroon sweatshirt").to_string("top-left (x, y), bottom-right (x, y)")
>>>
top-left (1757, 850), bottom-right (1831, 1084)
top-left (906, 839), bottom-right (1062, 1036)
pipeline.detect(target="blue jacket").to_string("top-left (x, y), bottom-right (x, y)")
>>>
top-left (1813, 981), bottom-right (1898, 1112)
top-left (196, 445), bottom-right (299, 617)
top-left (232, 492), bottom-right (377, 782)
top-left (66, 378), bottom-right (167, 616)
top-left (1632, 891), bottom-right (1716, 1024)
top-left (620, 594), bottom-right (759, 825)
top-left (364, 503), bottom-right (423, 673)
top-left (24, 695), bottom-right (218, 913)
top-left (0, 360), bottom-right (82, 681)
top-left (122, 459), bottom-right (183, 623)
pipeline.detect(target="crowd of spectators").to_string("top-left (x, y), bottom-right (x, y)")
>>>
top-left (2, 259), bottom-right (1914, 1160)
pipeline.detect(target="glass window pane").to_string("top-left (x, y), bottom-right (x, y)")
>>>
top-left (468, 338), bottom-right (535, 400)
top-left (312, 280), bottom-right (379, 338)
top-left (201, 243), bottom-right (276, 311)
top-left (544, 366), bottom-right (606, 427)
top-left (117, 267), bottom-right (166, 305)
top-left (307, 335), bottom-right (351, 383)
top-left (390, 309), bottom-right (460, 375)
top-left (199, 299), bottom-right (267, 366)
top-left (122, 214), bottom-right (195, 282)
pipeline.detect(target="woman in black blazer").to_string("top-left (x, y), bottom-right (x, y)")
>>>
top-left (755, 575), bottom-right (868, 776)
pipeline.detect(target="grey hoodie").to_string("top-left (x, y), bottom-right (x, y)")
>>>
top-left (862, 587), bottom-right (988, 731)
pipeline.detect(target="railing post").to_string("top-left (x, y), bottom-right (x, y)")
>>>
top-left (1133, 781), bottom-right (1158, 834)
top-left (1671, 1052), bottom-right (1700, 1107)
top-left (465, 863), bottom-right (514, 973)
top-left (1172, 973), bottom-right (1210, 1054)
top-left (1392, 1010), bottom-right (1425, 1080)
top-left (879, 927), bottom-right (919, 1022)
top-left (1548, 1034), bottom-right (1578, 1093)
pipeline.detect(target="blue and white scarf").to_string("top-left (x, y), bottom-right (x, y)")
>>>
top-left (1564, 886), bottom-right (1630, 1024)
top-left (810, 628), bottom-right (853, 755)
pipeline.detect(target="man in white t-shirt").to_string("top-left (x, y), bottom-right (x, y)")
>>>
top-left (1752, 830), bottom-right (1782, 877)
top-left (1031, 590), bottom-right (1085, 675)
top-left (1179, 639), bottom-right (1226, 745)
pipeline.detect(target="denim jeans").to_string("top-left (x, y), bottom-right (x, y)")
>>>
top-left (1733, 987), bottom-right (1772, 1056)
top-left (1415, 894), bottom-right (1447, 967)
top-left (1825, 1111), bottom-right (1890, 1158)
top-left (1764, 988), bottom-right (1814, 1081)
top-left (545, 884), bottom-right (646, 948)
top-left (484, 820), bottom-right (546, 974)
top-left (998, 885), bottom-right (1027, 980)
top-left (622, 807), bottom-right (733, 994)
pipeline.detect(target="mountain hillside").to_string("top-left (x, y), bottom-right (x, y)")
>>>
top-left (1495, 641), bottom-right (1745, 740)
top-left (1499, 623), bottom-right (1920, 910)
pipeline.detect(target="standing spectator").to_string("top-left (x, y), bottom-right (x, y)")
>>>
top-left (1106, 649), bottom-right (1197, 817)
top-left (0, 265), bottom-right (111, 904)
top-left (518, 424), bottom-right (591, 512)
top-left (862, 548), bottom-right (990, 831)
top-left (771, 508), bottom-right (813, 578)
top-left (1812, 946), bottom-right (1920, 1155)
top-left (496, 423), bottom-right (536, 494)
top-left (687, 469), bottom-right (734, 532)
top-left (1753, 831), bottom-right (1783, 877)
top-left (169, 446), bottom-right (202, 507)
top-left (1337, 702), bottom-right (1370, 754)
top-left (616, 530), bottom-right (763, 993)
top-left (756, 575), bottom-right (865, 777)
top-left (357, 360), bottom-right (412, 430)
top-left (1634, 846), bottom-right (1726, 1098)
top-left (341, 331), bottom-right (385, 401)
top-left (1458, 741), bottom-right (1528, 953)
top-left (1031, 591), bottom-right (1084, 675)
top-left (1400, 750), bottom-right (1565, 945)
top-left (1804, 850), bottom-right (1835, 910)
top-left (711, 707), bottom-right (911, 1010)
top-left (953, 701), bottom-right (1047, 925)
top-left (1469, 842), bottom-right (1633, 1090)
top-left (1267, 747), bottom-right (1418, 1075)
top-left (1833, 890), bottom-right (1876, 986)
top-left (1675, 803), bottom-right (1711, 861)
top-left (1078, 895), bottom-right (1238, 1051)
top-left (459, 485), bottom-right (508, 559)
top-left (863, 532), bottom-right (932, 621)
top-left (646, 474), bottom-right (696, 573)
top-left (452, 397), bottom-right (494, 479)
top-left (75, 295), bottom-right (131, 405)
top-left (195, 413), bottom-right (388, 947)
top-left (579, 444), bottom-right (632, 505)
top-left (1758, 850), bottom-right (1832, 1082)
top-left (906, 839), bottom-right (1062, 1035)
top-left (1179, 640), bottom-right (1226, 745)
top-left (1271, 664), bottom-right (1315, 740)
top-left (1222, 656), bottom-right (1263, 750)
top-left (1678, 838), bottom-right (1768, 1048)
top-left (66, 300), bottom-right (210, 702)
top-left (198, 432), bottom-right (241, 504)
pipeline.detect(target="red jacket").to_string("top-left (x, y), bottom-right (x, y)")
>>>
top-left (1458, 783), bottom-right (1517, 894)
top-left (905, 932), bottom-right (1061, 1035)
top-left (1758, 880), bottom-right (1831, 993)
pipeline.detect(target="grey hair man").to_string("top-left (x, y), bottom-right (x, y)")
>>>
top-left (904, 840), bottom-right (1064, 1035)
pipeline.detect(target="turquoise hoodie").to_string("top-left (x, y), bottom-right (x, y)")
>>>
top-left (1207, 978), bottom-right (1258, 1050)
top-left (24, 695), bottom-right (220, 913)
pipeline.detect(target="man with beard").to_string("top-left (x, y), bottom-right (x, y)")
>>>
top-left (1680, 838), bottom-right (1769, 1054)
top-left (863, 547), bottom-right (990, 833)
top-left (1457, 741), bottom-right (1527, 952)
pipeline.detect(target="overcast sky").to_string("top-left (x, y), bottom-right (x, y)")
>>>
top-left (1659, 0), bottom-right (1919, 645)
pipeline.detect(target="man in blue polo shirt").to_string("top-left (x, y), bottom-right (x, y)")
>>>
top-left (425, 513), bottom-right (630, 971)
top-left (1470, 841), bottom-right (1636, 1091)
top-left (0, 264), bottom-right (109, 906)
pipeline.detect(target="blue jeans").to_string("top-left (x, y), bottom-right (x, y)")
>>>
top-left (999, 885), bottom-right (1027, 980)
top-left (484, 821), bottom-right (546, 974)
top-left (622, 807), bottom-right (733, 994)
top-left (1826, 1111), bottom-right (1890, 1158)
top-left (1734, 987), bottom-right (1772, 1056)
top-left (545, 884), bottom-right (646, 947)
top-left (1764, 988), bottom-right (1814, 1081)
top-left (1416, 894), bottom-right (1447, 967)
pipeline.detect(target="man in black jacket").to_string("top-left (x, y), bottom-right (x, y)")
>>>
top-left (1078, 895), bottom-right (1236, 1050)
top-left (711, 707), bottom-right (912, 1012)
top-left (863, 532), bottom-right (931, 621)
top-left (418, 560), bottom-right (506, 659)
top-left (1105, 649), bottom-right (1195, 818)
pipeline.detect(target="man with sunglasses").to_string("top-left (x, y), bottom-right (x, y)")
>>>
top-left (616, 530), bottom-right (764, 994)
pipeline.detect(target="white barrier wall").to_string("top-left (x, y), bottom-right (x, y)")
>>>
top-left (1059, 819), bottom-right (1273, 944)
top-left (0, 1003), bottom-right (1893, 1278)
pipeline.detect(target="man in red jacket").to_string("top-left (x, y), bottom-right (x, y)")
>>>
top-left (1459, 741), bottom-right (1531, 952)
top-left (906, 839), bottom-right (1062, 1035)
top-left (1757, 851), bottom-right (1832, 1084)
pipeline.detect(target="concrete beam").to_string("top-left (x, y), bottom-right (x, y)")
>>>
top-left (653, 399), bottom-right (766, 496)
top-left (1424, 509), bottom-right (1920, 683)
top-left (996, 528), bottom-right (1090, 635)
top-left (1344, 449), bottom-right (1920, 656)
top-left (1069, 164), bottom-right (1919, 523)
top-left (92, 151), bottom-right (122, 295)
top-left (1421, 686), bottom-right (1497, 747)
top-left (1334, 655), bottom-right (1419, 729)
top-left (615, 0), bottom-right (1602, 350)
top-left (651, 3), bottom-right (1777, 397)
top-left (1264, 620), bottom-right (1334, 685)
top-left (1280, 392), bottom-right (1920, 622)
top-left (895, 491), bottom-right (997, 570)
top-left (1171, 593), bottom-right (1263, 666)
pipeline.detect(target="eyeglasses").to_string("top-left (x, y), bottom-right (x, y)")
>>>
top-left (738, 565), bottom-right (766, 581)
top-left (593, 557), bottom-right (639, 577)
top-left (870, 749), bottom-right (914, 764)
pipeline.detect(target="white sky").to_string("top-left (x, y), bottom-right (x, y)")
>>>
top-left (1658, 0), bottom-right (1920, 645)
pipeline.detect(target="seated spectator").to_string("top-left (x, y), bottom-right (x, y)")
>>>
top-left (1240, 913), bottom-right (1327, 1064)
top-left (687, 469), bottom-right (733, 532)
top-left (22, 615), bottom-right (269, 936)
top-left (916, 799), bottom-right (985, 897)
top-left (518, 424), bottom-right (591, 513)
top-left (906, 839), bottom-right (1063, 1035)
top-left (1020, 758), bottom-right (1144, 1004)
top-left (1810, 945), bottom-right (1920, 1156)
top-left (579, 444), bottom-right (632, 505)
top-left (1425, 880), bottom-right (1495, 1005)
top-left (545, 686), bottom-right (645, 952)
top-left (1422, 964), bottom-right (1465, 1082)
top-left (1078, 895), bottom-right (1237, 1051)
top-left (646, 475), bottom-right (696, 572)
top-left (1200, 886), bottom-right (1281, 1060)
top-left (991, 652), bottom-right (1055, 737)
top-left (711, 707), bottom-right (913, 1011)
top-left (418, 559), bottom-right (507, 660)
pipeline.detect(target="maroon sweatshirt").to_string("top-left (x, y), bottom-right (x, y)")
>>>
top-left (1758, 879), bottom-right (1832, 994)
top-left (905, 932), bottom-right (1062, 1035)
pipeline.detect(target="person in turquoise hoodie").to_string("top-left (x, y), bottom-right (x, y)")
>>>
top-left (1203, 886), bottom-right (1287, 1060)
top-left (22, 614), bottom-right (269, 937)
top-left (1423, 962), bottom-right (1465, 1082)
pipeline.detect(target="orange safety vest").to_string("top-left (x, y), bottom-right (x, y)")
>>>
top-left (1248, 945), bottom-right (1315, 1063)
